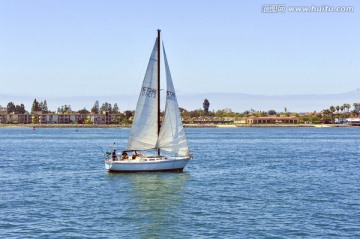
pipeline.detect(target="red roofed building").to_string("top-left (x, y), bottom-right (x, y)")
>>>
top-left (246, 116), bottom-right (299, 124)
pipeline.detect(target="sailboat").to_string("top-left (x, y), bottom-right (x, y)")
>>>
top-left (105, 30), bottom-right (191, 172)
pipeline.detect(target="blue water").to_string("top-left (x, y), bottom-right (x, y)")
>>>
top-left (0, 127), bottom-right (359, 238)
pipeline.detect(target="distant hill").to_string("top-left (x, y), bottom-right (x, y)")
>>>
top-left (1, 90), bottom-right (359, 113)
top-left (177, 90), bottom-right (360, 112)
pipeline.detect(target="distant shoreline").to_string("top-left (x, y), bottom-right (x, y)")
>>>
top-left (0, 124), bottom-right (358, 128)
top-left (0, 124), bottom-right (129, 128)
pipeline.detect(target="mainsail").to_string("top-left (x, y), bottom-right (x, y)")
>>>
top-left (127, 39), bottom-right (159, 150)
top-left (157, 44), bottom-right (190, 156)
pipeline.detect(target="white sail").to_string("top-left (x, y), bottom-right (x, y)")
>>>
top-left (157, 44), bottom-right (190, 156)
top-left (127, 39), bottom-right (159, 151)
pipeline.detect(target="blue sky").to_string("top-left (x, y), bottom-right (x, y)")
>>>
top-left (0, 0), bottom-right (359, 112)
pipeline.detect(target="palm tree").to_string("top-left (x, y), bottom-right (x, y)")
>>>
top-left (353, 103), bottom-right (359, 110)
top-left (342, 103), bottom-right (350, 117)
top-left (322, 109), bottom-right (331, 123)
top-left (243, 110), bottom-right (250, 117)
top-left (335, 105), bottom-right (340, 122)
top-left (330, 106), bottom-right (335, 123)
top-left (353, 103), bottom-right (359, 116)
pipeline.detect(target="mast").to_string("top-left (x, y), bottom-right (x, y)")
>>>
top-left (157, 29), bottom-right (161, 156)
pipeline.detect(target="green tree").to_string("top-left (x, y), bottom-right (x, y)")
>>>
top-left (268, 110), bottom-right (277, 116)
top-left (7, 102), bottom-right (16, 113)
top-left (57, 105), bottom-right (72, 113)
top-left (31, 99), bottom-right (40, 113)
top-left (85, 118), bottom-right (93, 124)
top-left (356, 102), bottom-right (360, 110)
top-left (42, 100), bottom-right (48, 113)
top-left (257, 111), bottom-right (265, 117)
top-left (321, 109), bottom-right (332, 123)
top-left (189, 110), bottom-right (201, 118)
top-left (179, 107), bottom-right (188, 118)
top-left (78, 108), bottom-right (90, 114)
top-left (15, 104), bottom-right (26, 114)
top-left (91, 100), bottom-right (100, 114)
top-left (121, 118), bottom-right (133, 125)
top-left (310, 115), bottom-right (321, 124)
top-left (203, 99), bottom-right (210, 114)
top-left (39, 101), bottom-right (44, 112)
top-left (343, 103), bottom-right (351, 114)
top-left (112, 103), bottom-right (119, 113)
top-left (353, 103), bottom-right (359, 116)
top-left (330, 106), bottom-right (336, 123)
top-left (242, 110), bottom-right (250, 117)
top-left (300, 116), bottom-right (310, 123)
top-left (100, 102), bottom-right (112, 112)
top-left (32, 115), bottom-right (39, 124)
top-left (124, 110), bottom-right (134, 119)
top-left (111, 116), bottom-right (121, 124)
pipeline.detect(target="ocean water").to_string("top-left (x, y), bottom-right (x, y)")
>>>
top-left (0, 127), bottom-right (359, 238)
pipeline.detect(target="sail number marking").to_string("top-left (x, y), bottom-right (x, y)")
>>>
top-left (141, 87), bottom-right (157, 98)
top-left (166, 91), bottom-right (176, 101)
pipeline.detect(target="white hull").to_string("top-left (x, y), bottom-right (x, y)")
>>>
top-left (105, 156), bottom-right (191, 172)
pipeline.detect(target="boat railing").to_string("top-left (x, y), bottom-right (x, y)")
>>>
top-left (105, 153), bottom-right (171, 162)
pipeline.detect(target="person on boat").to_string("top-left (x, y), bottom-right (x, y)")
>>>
top-left (131, 151), bottom-right (143, 159)
top-left (121, 151), bottom-right (128, 160)
top-left (132, 151), bottom-right (137, 159)
top-left (112, 149), bottom-right (117, 161)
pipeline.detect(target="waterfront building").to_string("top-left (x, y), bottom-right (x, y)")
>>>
top-left (246, 116), bottom-right (299, 124)
top-left (89, 112), bottom-right (120, 125)
top-left (346, 116), bottom-right (360, 126)
top-left (18, 114), bottom-right (32, 124)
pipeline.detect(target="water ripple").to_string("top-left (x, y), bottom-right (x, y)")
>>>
top-left (0, 127), bottom-right (359, 238)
